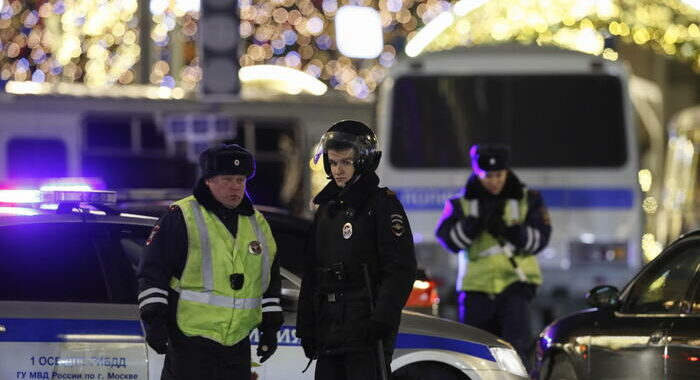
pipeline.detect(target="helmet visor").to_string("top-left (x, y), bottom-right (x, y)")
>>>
top-left (312, 131), bottom-right (376, 165)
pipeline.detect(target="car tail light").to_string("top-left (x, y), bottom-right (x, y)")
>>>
top-left (406, 280), bottom-right (439, 308)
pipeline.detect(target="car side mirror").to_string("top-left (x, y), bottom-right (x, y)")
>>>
top-left (586, 285), bottom-right (620, 309)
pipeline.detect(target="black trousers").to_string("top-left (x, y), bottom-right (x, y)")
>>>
top-left (161, 330), bottom-right (251, 380)
top-left (315, 350), bottom-right (391, 380)
top-left (458, 282), bottom-right (535, 366)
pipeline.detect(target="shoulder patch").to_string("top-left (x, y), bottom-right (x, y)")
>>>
top-left (168, 204), bottom-right (179, 211)
top-left (390, 213), bottom-right (405, 237)
top-left (385, 189), bottom-right (396, 196)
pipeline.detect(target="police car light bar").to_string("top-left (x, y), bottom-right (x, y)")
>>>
top-left (0, 190), bottom-right (42, 204)
top-left (46, 190), bottom-right (118, 205)
top-left (0, 190), bottom-right (117, 205)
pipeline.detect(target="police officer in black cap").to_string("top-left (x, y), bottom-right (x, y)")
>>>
top-left (435, 143), bottom-right (551, 368)
top-left (137, 143), bottom-right (283, 379)
top-left (297, 120), bottom-right (417, 380)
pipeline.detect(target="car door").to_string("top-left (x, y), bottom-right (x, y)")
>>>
top-left (587, 239), bottom-right (700, 380)
top-left (666, 245), bottom-right (700, 380)
top-left (0, 221), bottom-right (148, 379)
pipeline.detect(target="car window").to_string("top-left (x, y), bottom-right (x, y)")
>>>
top-left (689, 262), bottom-right (700, 314)
top-left (624, 242), bottom-right (700, 314)
top-left (0, 223), bottom-right (111, 302)
top-left (93, 224), bottom-right (152, 304)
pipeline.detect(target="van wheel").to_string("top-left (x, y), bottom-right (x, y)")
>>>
top-left (393, 362), bottom-right (469, 380)
top-left (541, 353), bottom-right (577, 380)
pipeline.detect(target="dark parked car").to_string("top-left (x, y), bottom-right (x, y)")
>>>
top-left (532, 230), bottom-right (700, 380)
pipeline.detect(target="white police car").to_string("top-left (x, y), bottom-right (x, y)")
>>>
top-left (0, 187), bottom-right (527, 380)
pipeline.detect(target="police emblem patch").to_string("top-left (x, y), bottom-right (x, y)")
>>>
top-left (146, 225), bottom-right (160, 246)
top-left (248, 240), bottom-right (262, 255)
top-left (390, 214), bottom-right (405, 237)
top-left (342, 222), bottom-right (353, 239)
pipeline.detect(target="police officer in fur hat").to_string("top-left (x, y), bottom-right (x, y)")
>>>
top-left (297, 120), bottom-right (417, 380)
top-left (137, 143), bottom-right (283, 379)
top-left (435, 143), bottom-right (551, 368)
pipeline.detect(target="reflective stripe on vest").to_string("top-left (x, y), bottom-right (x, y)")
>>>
top-left (179, 290), bottom-right (262, 309)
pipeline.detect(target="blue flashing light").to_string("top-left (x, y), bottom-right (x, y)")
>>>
top-left (0, 189), bottom-right (117, 205)
top-left (39, 177), bottom-right (104, 191)
top-left (40, 184), bottom-right (92, 191)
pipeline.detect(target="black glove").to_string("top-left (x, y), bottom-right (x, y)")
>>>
top-left (143, 319), bottom-right (168, 354)
top-left (300, 337), bottom-right (316, 359)
top-left (257, 329), bottom-right (278, 363)
top-left (504, 224), bottom-right (527, 249)
top-left (366, 320), bottom-right (390, 345)
top-left (485, 215), bottom-right (507, 238)
top-left (460, 216), bottom-right (482, 240)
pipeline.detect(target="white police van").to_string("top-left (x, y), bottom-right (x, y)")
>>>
top-left (0, 185), bottom-right (527, 379)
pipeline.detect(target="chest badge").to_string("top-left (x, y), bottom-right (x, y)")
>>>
top-left (248, 241), bottom-right (262, 255)
top-left (342, 222), bottom-right (353, 239)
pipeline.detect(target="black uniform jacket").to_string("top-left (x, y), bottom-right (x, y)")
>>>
top-left (296, 173), bottom-right (417, 355)
top-left (137, 180), bottom-right (284, 338)
top-left (436, 170), bottom-right (551, 255)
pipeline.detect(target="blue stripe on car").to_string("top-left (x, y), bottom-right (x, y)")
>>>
top-left (0, 319), bottom-right (144, 342)
top-left (394, 187), bottom-right (635, 210)
top-left (394, 333), bottom-right (495, 361)
top-left (252, 326), bottom-right (495, 361)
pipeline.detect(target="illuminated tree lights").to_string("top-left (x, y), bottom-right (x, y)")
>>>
top-left (1, 0), bottom-right (699, 98)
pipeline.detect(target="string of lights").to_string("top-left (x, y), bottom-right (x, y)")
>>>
top-left (1, 0), bottom-right (699, 98)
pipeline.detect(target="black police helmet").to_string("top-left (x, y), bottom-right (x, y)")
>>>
top-left (469, 143), bottom-right (510, 175)
top-left (313, 120), bottom-right (382, 176)
top-left (199, 143), bottom-right (256, 180)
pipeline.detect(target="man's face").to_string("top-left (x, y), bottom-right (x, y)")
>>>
top-left (205, 174), bottom-right (247, 208)
top-left (478, 170), bottom-right (508, 195)
top-left (327, 148), bottom-right (356, 188)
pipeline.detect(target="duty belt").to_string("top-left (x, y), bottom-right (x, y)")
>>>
top-left (319, 288), bottom-right (369, 303)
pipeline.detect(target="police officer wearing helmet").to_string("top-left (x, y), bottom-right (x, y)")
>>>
top-left (137, 144), bottom-right (283, 379)
top-left (297, 120), bottom-right (417, 379)
top-left (435, 143), bottom-right (551, 367)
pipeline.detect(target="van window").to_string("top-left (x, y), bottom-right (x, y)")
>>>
top-left (390, 75), bottom-right (627, 168)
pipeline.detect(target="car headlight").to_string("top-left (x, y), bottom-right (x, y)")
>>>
top-left (489, 347), bottom-right (527, 378)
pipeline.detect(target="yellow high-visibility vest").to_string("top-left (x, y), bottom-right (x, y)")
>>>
top-left (169, 196), bottom-right (277, 346)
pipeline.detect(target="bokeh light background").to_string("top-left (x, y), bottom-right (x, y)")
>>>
top-left (1, 0), bottom-right (700, 99)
